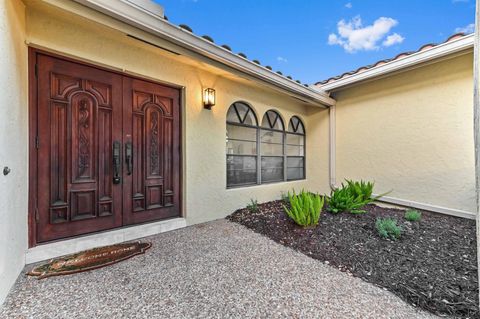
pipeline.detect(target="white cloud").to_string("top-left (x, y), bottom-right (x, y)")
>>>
top-left (382, 33), bottom-right (405, 47)
top-left (455, 23), bottom-right (475, 34)
top-left (277, 56), bottom-right (288, 63)
top-left (328, 16), bottom-right (403, 53)
top-left (345, 2), bottom-right (352, 9)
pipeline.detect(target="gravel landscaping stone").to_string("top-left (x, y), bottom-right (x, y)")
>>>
top-left (228, 201), bottom-right (478, 318)
top-left (1, 220), bottom-right (436, 319)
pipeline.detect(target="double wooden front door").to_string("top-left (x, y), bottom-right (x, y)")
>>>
top-left (33, 51), bottom-right (181, 244)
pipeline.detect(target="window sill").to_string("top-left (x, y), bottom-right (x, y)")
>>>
top-left (226, 179), bottom-right (307, 190)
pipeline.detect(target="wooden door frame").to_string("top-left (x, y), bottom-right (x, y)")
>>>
top-left (28, 47), bottom-right (184, 247)
top-left (28, 48), bottom-right (38, 248)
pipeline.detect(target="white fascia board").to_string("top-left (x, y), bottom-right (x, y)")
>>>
top-left (69, 0), bottom-right (335, 107)
top-left (318, 34), bottom-right (475, 92)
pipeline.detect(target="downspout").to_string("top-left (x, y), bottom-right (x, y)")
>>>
top-left (329, 103), bottom-right (337, 190)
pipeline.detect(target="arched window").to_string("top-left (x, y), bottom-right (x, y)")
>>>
top-left (286, 116), bottom-right (305, 180)
top-left (260, 110), bottom-right (284, 183)
top-left (226, 103), bottom-right (306, 188)
top-left (226, 102), bottom-right (258, 187)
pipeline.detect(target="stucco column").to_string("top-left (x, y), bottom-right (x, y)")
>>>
top-left (0, 0), bottom-right (28, 306)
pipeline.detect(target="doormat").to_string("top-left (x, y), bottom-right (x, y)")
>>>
top-left (27, 242), bottom-right (152, 279)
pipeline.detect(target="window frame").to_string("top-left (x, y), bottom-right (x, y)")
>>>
top-left (226, 103), bottom-right (306, 189)
top-left (260, 110), bottom-right (285, 184)
top-left (286, 116), bottom-right (306, 181)
top-left (226, 102), bottom-right (259, 188)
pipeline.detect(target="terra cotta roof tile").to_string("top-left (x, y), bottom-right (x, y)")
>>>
top-left (315, 33), bottom-right (469, 86)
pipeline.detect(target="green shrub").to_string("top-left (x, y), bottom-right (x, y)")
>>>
top-left (376, 218), bottom-right (402, 240)
top-left (327, 186), bottom-right (360, 214)
top-left (283, 190), bottom-right (324, 227)
top-left (327, 180), bottom-right (387, 214)
top-left (405, 209), bottom-right (421, 222)
top-left (246, 199), bottom-right (259, 213)
top-left (346, 179), bottom-right (374, 201)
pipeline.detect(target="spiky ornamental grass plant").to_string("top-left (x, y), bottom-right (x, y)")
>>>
top-left (327, 179), bottom-right (388, 214)
top-left (283, 190), bottom-right (324, 227)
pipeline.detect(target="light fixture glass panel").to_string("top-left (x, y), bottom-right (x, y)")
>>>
top-left (203, 88), bottom-right (215, 107)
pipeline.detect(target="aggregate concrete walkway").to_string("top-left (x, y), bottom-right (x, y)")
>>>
top-left (1, 220), bottom-right (437, 319)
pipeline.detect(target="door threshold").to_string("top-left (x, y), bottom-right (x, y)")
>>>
top-left (26, 218), bottom-right (187, 264)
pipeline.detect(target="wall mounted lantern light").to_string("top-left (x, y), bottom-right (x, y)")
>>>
top-left (203, 88), bottom-right (216, 109)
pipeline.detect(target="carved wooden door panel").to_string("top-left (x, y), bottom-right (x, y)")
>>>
top-left (33, 52), bottom-right (182, 244)
top-left (122, 78), bottom-right (181, 225)
top-left (36, 54), bottom-right (123, 242)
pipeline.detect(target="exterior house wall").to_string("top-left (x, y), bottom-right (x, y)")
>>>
top-left (305, 107), bottom-right (331, 194)
top-left (333, 53), bottom-right (475, 214)
top-left (24, 2), bottom-right (330, 225)
top-left (0, 0), bottom-right (28, 305)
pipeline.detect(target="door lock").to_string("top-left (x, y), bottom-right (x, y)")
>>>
top-left (125, 141), bottom-right (133, 175)
top-left (113, 141), bottom-right (121, 184)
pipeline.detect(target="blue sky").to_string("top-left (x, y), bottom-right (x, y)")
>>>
top-left (155, 0), bottom-right (475, 84)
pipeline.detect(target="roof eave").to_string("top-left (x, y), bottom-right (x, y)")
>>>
top-left (318, 34), bottom-right (474, 92)
top-left (70, 0), bottom-right (335, 107)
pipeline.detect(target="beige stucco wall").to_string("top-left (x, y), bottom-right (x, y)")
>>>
top-left (24, 1), bottom-right (330, 227)
top-left (305, 107), bottom-right (331, 194)
top-left (0, 0), bottom-right (28, 306)
top-left (333, 53), bottom-right (475, 214)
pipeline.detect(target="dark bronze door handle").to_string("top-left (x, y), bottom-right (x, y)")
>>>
top-left (125, 141), bottom-right (133, 175)
top-left (113, 141), bottom-right (121, 184)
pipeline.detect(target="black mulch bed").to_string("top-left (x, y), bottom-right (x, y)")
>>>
top-left (227, 201), bottom-right (479, 318)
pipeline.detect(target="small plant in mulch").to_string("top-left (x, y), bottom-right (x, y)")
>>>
top-left (283, 190), bottom-right (324, 227)
top-left (327, 180), bottom-right (387, 214)
top-left (375, 217), bottom-right (402, 240)
top-left (280, 191), bottom-right (289, 204)
top-left (246, 199), bottom-right (259, 213)
top-left (404, 209), bottom-right (422, 222)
